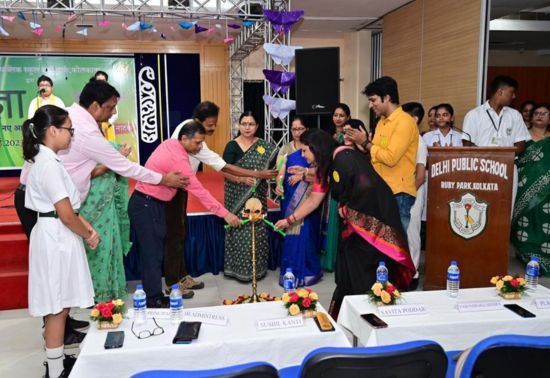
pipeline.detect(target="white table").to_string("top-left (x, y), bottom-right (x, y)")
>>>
top-left (70, 302), bottom-right (350, 378)
top-left (337, 286), bottom-right (550, 351)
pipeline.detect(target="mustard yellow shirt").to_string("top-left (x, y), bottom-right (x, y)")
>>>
top-left (370, 106), bottom-right (419, 197)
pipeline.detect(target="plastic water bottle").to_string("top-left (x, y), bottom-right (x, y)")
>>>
top-left (283, 268), bottom-right (296, 292)
top-left (376, 261), bottom-right (388, 285)
top-left (526, 256), bottom-right (540, 290)
top-left (133, 284), bottom-right (147, 325)
top-left (170, 284), bottom-right (183, 324)
top-left (447, 261), bottom-right (460, 298)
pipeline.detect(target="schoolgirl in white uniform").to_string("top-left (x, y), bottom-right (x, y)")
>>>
top-left (23, 105), bottom-right (99, 378)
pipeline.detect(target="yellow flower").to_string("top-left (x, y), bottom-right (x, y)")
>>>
top-left (113, 299), bottom-right (124, 307)
top-left (372, 283), bottom-right (383, 297)
top-left (496, 280), bottom-right (504, 290)
top-left (259, 292), bottom-right (269, 299)
top-left (256, 146), bottom-right (266, 155)
top-left (393, 289), bottom-right (401, 298)
top-left (490, 276), bottom-right (499, 285)
top-left (90, 308), bottom-right (100, 318)
top-left (380, 290), bottom-right (391, 304)
top-left (273, 297), bottom-right (282, 301)
top-left (502, 275), bottom-right (513, 282)
top-left (518, 277), bottom-right (526, 286)
top-left (281, 292), bottom-right (290, 303)
top-left (112, 313), bottom-right (123, 324)
top-left (297, 289), bottom-right (309, 298)
top-left (288, 304), bottom-right (301, 316)
top-left (309, 292), bottom-right (319, 301)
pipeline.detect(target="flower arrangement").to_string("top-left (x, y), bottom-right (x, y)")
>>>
top-left (490, 274), bottom-right (527, 299)
top-left (282, 288), bottom-right (318, 316)
top-left (367, 282), bottom-right (401, 305)
top-left (90, 299), bottom-right (125, 329)
top-left (223, 292), bottom-right (280, 305)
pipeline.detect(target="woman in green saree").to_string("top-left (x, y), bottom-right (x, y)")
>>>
top-left (512, 103), bottom-right (550, 275)
top-left (223, 112), bottom-right (278, 282)
top-left (79, 143), bottom-right (132, 302)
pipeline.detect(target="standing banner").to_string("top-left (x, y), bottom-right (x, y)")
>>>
top-left (0, 55), bottom-right (138, 171)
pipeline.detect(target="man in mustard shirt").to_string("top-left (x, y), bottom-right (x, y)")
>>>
top-left (346, 76), bottom-right (418, 230)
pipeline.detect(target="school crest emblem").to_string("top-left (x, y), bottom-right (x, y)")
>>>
top-left (448, 193), bottom-right (488, 240)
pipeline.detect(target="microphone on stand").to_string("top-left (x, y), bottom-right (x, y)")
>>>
top-left (447, 121), bottom-right (472, 143)
top-left (38, 88), bottom-right (46, 95)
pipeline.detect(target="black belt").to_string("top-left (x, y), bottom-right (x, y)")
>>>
top-left (38, 211), bottom-right (79, 218)
top-left (134, 190), bottom-right (165, 203)
top-left (17, 184), bottom-right (26, 191)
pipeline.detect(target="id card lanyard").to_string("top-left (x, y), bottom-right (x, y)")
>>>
top-left (486, 109), bottom-right (502, 134)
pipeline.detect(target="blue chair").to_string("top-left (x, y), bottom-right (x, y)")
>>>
top-left (130, 361), bottom-right (279, 378)
top-left (452, 334), bottom-right (550, 378)
top-left (279, 340), bottom-right (447, 378)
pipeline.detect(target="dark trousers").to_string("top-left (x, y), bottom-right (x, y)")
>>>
top-left (14, 187), bottom-right (37, 238)
top-left (128, 192), bottom-right (167, 306)
top-left (164, 189), bottom-right (188, 287)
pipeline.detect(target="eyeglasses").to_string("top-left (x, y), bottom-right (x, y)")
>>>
top-left (240, 122), bottom-right (257, 128)
top-left (131, 317), bottom-right (165, 339)
top-left (533, 111), bottom-right (549, 117)
top-left (291, 127), bottom-right (306, 132)
top-left (59, 127), bottom-right (75, 136)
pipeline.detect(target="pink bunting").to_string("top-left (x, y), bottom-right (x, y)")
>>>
top-left (207, 28), bottom-right (215, 35)
top-left (54, 25), bottom-right (63, 32)
top-left (121, 23), bottom-right (127, 29)
top-left (32, 28), bottom-right (44, 36)
top-left (223, 37), bottom-right (234, 44)
top-left (99, 20), bottom-right (110, 27)
top-left (67, 13), bottom-right (77, 22)
top-left (1, 15), bottom-right (16, 22)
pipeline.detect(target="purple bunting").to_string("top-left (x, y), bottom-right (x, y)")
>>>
top-left (263, 69), bottom-right (296, 94)
top-left (263, 9), bottom-right (304, 33)
top-left (227, 23), bottom-right (241, 29)
top-left (194, 23), bottom-right (208, 33)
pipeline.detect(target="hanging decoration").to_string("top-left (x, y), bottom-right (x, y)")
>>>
top-left (54, 25), bottom-right (63, 32)
top-left (1, 15), bottom-right (15, 22)
top-left (17, 11), bottom-right (26, 21)
top-left (99, 20), bottom-right (110, 27)
top-left (227, 23), bottom-right (240, 29)
top-left (125, 21), bottom-right (141, 31)
top-left (263, 43), bottom-right (302, 65)
top-left (31, 28), bottom-right (44, 36)
top-left (0, 25), bottom-right (9, 37)
top-left (77, 28), bottom-right (88, 36)
top-left (29, 22), bottom-right (41, 29)
top-left (178, 20), bottom-right (194, 30)
top-left (242, 20), bottom-right (255, 28)
top-left (194, 23), bottom-right (207, 33)
top-left (262, 69), bottom-right (296, 94)
top-left (262, 95), bottom-right (296, 119)
top-left (67, 13), bottom-right (77, 22)
top-left (262, 9), bottom-right (304, 33)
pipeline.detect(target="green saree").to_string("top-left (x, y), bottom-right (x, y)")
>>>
top-left (80, 144), bottom-right (132, 302)
top-left (511, 137), bottom-right (550, 275)
top-left (223, 139), bottom-right (277, 282)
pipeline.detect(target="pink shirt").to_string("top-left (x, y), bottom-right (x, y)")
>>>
top-left (59, 104), bottom-right (162, 201)
top-left (136, 139), bottom-right (229, 218)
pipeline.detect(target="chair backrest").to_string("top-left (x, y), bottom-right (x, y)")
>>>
top-left (130, 361), bottom-right (279, 378)
top-left (454, 334), bottom-right (550, 378)
top-left (299, 340), bottom-right (447, 378)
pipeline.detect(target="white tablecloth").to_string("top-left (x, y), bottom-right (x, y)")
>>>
top-left (337, 286), bottom-right (550, 351)
top-left (70, 302), bottom-right (350, 378)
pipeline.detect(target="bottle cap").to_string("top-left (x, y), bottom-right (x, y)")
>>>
top-left (451, 260), bottom-right (457, 265)
top-left (286, 268), bottom-right (293, 273)
top-left (379, 261), bottom-right (385, 266)
top-left (172, 284), bottom-right (179, 290)
top-left (531, 256), bottom-right (540, 262)
top-left (136, 284), bottom-right (143, 290)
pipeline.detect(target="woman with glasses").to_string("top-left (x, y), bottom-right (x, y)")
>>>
top-left (22, 105), bottom-right (99, 378)
top-left (275, 117), bottom-right (322, 287)
top-left (222, 111), bottom-right (278, 282)
top-left (512, 103), bottom-right (550, 275)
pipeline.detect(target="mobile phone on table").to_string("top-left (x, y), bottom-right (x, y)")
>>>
top-left (104, 331), bottom-right (125, 349)
top-left (313, 313), bottom-right (335, 332)
top-left (360, 313), bottom-right (388, 328)
top-left (503, 304), bottom-right (536, 318)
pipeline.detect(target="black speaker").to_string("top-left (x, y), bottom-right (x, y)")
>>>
top-left (47, 0), bottom-right (71, 8)
top-left (295, 47), bottom-right (340, 115)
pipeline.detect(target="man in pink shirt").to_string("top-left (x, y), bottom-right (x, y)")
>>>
top-left (129, 121), bottom-right (241, 308)
top-left (59, 80), bottom-right (186, 202)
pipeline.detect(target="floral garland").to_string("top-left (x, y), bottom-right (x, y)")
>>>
top-left (367, 282), bottom-right (401, 305)
top-left (90, 299), bottom-right (125, 324)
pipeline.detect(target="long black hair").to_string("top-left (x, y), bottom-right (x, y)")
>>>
top-left (300, 129), bottom-right (337, 185)
top-left (22, 105), bottom-right (69, 162)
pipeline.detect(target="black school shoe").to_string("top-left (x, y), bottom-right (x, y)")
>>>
top-left (67, 316), bottom-right (90, 332)
top-left (43, 355), bottom-right (75, 378)
top-left (148, 296), bottom-right (171, 308)
top-left (64, 329), bottom-right (86, 349)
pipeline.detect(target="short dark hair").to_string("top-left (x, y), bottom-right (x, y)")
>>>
top-left (23, 105), bottom-right (69, 162)
top-left (428, 105), bottom-right (438, 115)
top-left (346, 118), bottom-right (367, 133)
top-left (291, 116), bottom-right (308, 128)
top-left (436, 103), bottom-right (454, 117)
top-left (79, 80), bottom-right (120, 108)
top-left (520, 100), bottom-right (536, 113)
top-left (37, 75), bottom-right (53, 87)
top-left (192, 101), bottom-right (219, 122)
top-left (94, 71), bottom-right (109, 81)
top-left (300, 129), bottom-right (337, 185)
top-left (402, 102), bottom-right (425, 124)
top-left (489, 76), bottom-right (518, 96)
top-left (178, 120), bottom-right (206, 140)
top-left (363, 76), bottom-right (400, 104)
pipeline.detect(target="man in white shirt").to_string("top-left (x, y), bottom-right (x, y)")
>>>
top-left (462, 75), bottom-right (531, 210)
top-left (165, 101), bottom-right (276, 296)
top-left (27, 75), bottom-right (66, 118)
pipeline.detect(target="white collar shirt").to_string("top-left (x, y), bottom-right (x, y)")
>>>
top-left (423, 129), bottom-right (464, 147)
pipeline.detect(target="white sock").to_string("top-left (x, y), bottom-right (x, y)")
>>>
top-left (46, 345), bottom-right (64, 377)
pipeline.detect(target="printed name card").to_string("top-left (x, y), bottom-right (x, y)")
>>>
top-left (535, 298), bottom-right (550, 309)
top-left (182, 310), bottom-right (228, 326)
top-left (126, 308), bottom-right (171, 319)
top-left (457, 300), bottom-right (503, 313)
top-left (257, 316), bottom-right (304, 330)
top-left (378, 304), bottom-right (427, 317)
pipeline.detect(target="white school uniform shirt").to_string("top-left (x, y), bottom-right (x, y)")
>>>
top-left (462, 101), bottom-right (531, 147)
top-left (170, 119), bottom-right (226, 173)
top-left (422, 129), bottom-right (464, 147)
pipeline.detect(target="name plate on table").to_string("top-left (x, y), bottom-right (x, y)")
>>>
top-left (535, 298), bottom-right (550, 309)
top-left (127, 308), bottom-right (171, 319)
top-left (457, 300), bottom-right (503, 313)
top-left (257, 316), bottom-right (304, 330)
top-left (378, 304), bottom-right (427, 317)
top-left (182, 310), bottom-right (228, 326)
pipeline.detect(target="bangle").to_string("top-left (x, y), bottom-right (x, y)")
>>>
top-left (291, 214), bottom-right (297, 223)
top-left (286, 216), bottom-right (294, 226)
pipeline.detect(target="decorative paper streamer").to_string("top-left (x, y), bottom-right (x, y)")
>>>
top-left (0, 25), bottom-right (9, 37)
top-left (99, 20), bottom-right (110, 27)
top-left (223, 37), bottom-right (234, 44)
top-left (31, 28), bottom-right (44, 36)
top-left (207, 27), bottom-right (215, 35)
top-left (160, 32), bottom-right (167, 40)
top-left (194, 23), bottom-right (207, 33)
top-left (1, 15), bottom-right (15, 22)
top-left (263, 43), bottom-right (303, 65)
top-left (76, 28), bottom-right (88, 36)
top-left (227, 23), bottom-right (241, 29)
top-left (262, 95), bottom-right (296, 119)
top-left (29, 22), bottom-right (41, 29)
top-left (126, 21), bottom-right (141, 31)
top-left (17, 11), bottom-right (26, 21)
top-left (67, 13), bottom-right (77, 22)
top-left (263, 69), bottom-right (296, 93)
top-left (214, 24), bottom-right (222, 29)
top-left (121, 23), bottom-right (127, 29)
top-left (178, 21), bottom-right (194, 30)
top-left (140, 21), bottom-right (153, 30)
top-left (263, 9), bottom-right (304, 33)
top-left (242, 20), bottom-right (255, 28)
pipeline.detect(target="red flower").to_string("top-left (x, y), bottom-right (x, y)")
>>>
top-left (100, 307), bottom-right (113, 318)
top-left (289, 293), bottom-right (299, 303)
top-left (97, 302), bottom-right (105, 311)
top-left (305, 288), bottom-right (312, 294)
top-left (302, 298), bottom-right (312, 308)
top-left (386, 285), bottom-right (395, 295)
top-left (510, 279), bottom-right (519, 287)
top-left (106, 302), bottom-right (116, 310)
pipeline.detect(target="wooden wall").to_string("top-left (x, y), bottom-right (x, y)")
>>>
top-left (487, 66), bottom-right (550, 109)
top-left (0, 39), bottom-right (230, 160)
top-left (382, 0), bottom-right (483, 130)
